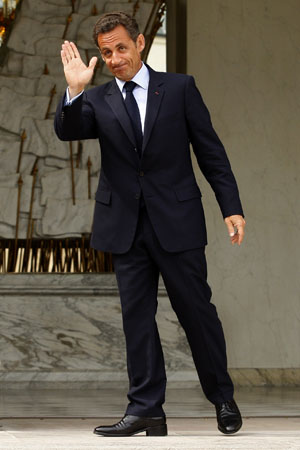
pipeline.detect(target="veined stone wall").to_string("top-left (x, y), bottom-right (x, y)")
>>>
top-left (0, 274), bottom-right (197, 387)
top-left (1, 274), bottom-right (299, 388)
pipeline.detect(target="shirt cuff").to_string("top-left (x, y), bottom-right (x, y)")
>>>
top-left (65, 87), bottom-right (84, 105)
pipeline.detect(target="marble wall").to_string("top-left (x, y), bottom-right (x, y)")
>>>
top-left (187, 0), bottom-right (300, 368)
top-left (0, 274), bottom-right (197, 388)
top-left (1, 274), bottom-right (299, 388)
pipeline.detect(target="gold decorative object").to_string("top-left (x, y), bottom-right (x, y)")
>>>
top-left (43, 63), bottom-right (49, 75)
top-left (62, 13), bottom-right (72, 40)
top-left (44, 84), bottom-right (56, 120)
top-left (69, 141), bottom-right (76, 205)
top-left (87, 156), bottom-right (92, 200)
top-left (91, 4), bottom-right (98, 16)
top-left (16, 129), bottom-right (26, 173)
top-left (0, 0), bottom-right (20, 47)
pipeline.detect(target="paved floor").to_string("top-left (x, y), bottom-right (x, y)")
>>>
top-left (1, 386), bottom-right (300, 418)
top-left (0, 417), bottom-right (300, 449)
top-left (0, 387), bottom-right (299, 449)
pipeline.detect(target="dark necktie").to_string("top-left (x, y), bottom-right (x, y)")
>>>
top-left (124, 81), bottom-right (143, 157)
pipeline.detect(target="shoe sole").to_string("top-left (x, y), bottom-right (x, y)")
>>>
top-left (94, 424), bottom-right (168, 437)
top-left (218, 422), bottom-right (242, 435)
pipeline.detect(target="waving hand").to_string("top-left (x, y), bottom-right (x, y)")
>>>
top-left (61, 40), bottom-right (97, 99)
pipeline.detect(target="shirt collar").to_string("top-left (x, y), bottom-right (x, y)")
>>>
top-left (115, 63), bottom-right (149, 92)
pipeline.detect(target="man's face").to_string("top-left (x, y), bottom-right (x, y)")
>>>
top-left (97, 25), bottom-right (145, 81)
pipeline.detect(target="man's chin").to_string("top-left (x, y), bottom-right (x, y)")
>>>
top-left (112, 66), bottom-right (129, 80)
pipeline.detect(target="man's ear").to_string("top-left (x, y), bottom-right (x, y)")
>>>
top-left (136, 33), bottom-right (145, 53)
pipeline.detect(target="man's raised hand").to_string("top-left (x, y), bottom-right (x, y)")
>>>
top-left (61, 41), bottom-right (98, 99)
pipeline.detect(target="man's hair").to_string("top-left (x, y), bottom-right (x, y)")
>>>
top-left (93, 11), bottom-right (140, 47)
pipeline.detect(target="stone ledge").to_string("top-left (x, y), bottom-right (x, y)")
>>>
top-left (0, 273), bottom-right (168, 296)
top-left (0, 369), bottom-right (299, 389)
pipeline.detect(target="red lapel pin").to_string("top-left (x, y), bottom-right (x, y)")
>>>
top-left (155, 91), bottom-right (159, 95)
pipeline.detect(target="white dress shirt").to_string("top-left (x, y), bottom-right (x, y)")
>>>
top-left (115, 63), bottom-right (149, 133)
top-left (65, 63), bottom-right (149, 134)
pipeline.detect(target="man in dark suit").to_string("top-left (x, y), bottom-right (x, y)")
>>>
top-left (55, 11), bottom-right (245, 437)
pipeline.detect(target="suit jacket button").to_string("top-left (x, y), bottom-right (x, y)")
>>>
top-left (134, 147), bottom-right (137, 152)
top-left (139, 171), bottom-right (144, 177)
top-left (135, 193), bottom-right (140, 200)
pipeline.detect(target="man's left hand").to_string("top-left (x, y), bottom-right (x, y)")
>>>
top-left (224, 215), bottom-right (246, 245)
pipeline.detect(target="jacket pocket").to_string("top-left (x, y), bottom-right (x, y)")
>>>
top-left (174, 184), bottom-right (202, 201)
top-left (95, 189), bottom-right (112, 205)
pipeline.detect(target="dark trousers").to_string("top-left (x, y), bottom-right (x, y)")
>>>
top-left (112, 206), bottom-right (234, 417)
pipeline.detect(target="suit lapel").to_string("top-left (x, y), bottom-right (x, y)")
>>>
top-left (104, 69), bottom-right (165, 155)
top-left (104, 80), bottom-right (137, 148)
top-left (143, 67), bottom-right (165, 153)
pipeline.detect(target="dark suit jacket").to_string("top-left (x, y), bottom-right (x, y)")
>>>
top-left (54, 66), bottom-right (244, 254)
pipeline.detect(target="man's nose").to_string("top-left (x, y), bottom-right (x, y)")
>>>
top-left (111, 52), bottom-right (121, 66)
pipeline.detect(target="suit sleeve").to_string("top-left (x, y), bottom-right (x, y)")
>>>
top-left (184, 75), bottom-right (244, 219)
top-left (54, 91), bottom-right (98, 141)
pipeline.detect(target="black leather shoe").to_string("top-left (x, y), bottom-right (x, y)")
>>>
top-left (93, 414), bottom-right (168, 437)
top-left (215, 399), bottom-right (242, 434)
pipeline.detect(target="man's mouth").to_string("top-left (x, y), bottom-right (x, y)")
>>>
top-left (113, 64), bottom-right (127, 71)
